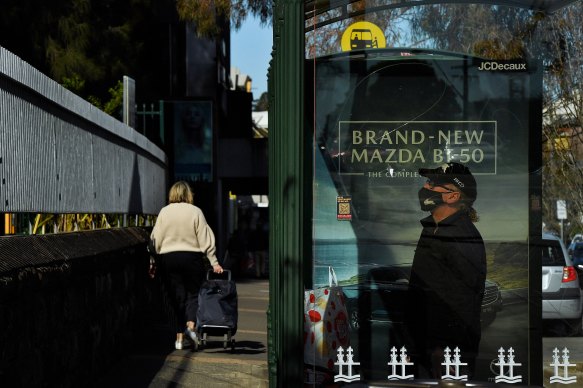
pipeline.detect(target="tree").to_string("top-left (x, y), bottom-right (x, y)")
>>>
top-left (408, 4), bottom-right (536, 59)
top-left (305, 2), bottom-right (548, 59)
top-left (255, 92), bottom-right (269, 111)
top-left (1, 0), bottom-right (169, 112)
top-left (1, 0), bottom-right (272, 111)
top-left (387, 2), bottom-right (583, 237)
top-left (176, 0), bottom-right (272, 36)
top-left (305, 0), bottom-right (410, 58)
top-left (538, 5), bottom-right (583, 237)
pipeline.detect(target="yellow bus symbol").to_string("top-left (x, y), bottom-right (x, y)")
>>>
top-left (351, 29), bottom-right (376, 49)
top-left (341, 22), bottom-right (386, 52)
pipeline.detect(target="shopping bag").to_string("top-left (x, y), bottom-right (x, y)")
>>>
top-left (303, 266), bottom-right (350, 371)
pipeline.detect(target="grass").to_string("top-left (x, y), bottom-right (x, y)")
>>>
top-left (333, 241), bottom-right (531, 290)
top-left (485, 241), bottom-right (529, 290)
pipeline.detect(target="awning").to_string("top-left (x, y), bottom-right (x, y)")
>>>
top-left (305, 0), bottom-right (579, 20)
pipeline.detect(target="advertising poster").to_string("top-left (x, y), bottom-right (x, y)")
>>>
top-left (305, 52), bottom-right (542, 385)
top-left (171, 100), bottom-right (213, 182)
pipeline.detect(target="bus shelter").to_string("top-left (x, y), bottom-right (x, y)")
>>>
top-left (268, 1), bottom-right (580, 386)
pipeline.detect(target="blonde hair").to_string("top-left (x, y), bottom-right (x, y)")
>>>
top-left (465, 206), bottom-right (480, 223)
top-left (168, 181), bottom-right (193, 204)
top-left (458, 193), bottom-right (479, 222)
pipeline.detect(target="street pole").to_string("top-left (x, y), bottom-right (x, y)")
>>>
top-left (269, 0), bottom-right (306, 386)
top-left (557, 200), bottom-right (567, 245)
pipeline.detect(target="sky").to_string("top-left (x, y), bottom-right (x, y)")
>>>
top-left (231, 16), bottom-right (272, 99)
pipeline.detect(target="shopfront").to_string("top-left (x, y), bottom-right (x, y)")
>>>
top-left (269, 1), bottom-right (581, 387)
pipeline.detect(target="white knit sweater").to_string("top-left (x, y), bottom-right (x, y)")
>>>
top-left (150, 202), bottom-right (219, 266)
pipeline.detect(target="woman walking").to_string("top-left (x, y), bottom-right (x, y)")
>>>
top-left (150, 181), bottom-right (223, 350)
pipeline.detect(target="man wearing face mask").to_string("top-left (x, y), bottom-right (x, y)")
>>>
top-left (406, 162), bottom-right (486, 380)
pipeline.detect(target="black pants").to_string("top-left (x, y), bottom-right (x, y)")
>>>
top-left (159, 251), bottom-right (207, 333)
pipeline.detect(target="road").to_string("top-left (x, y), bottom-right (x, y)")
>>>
top-left (482, 301), bottom-right (583, 362)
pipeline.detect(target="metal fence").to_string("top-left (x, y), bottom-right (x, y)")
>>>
top-left (0, 47), bottom-right (167, 215)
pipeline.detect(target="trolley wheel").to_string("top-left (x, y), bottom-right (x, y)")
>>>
top-left (230, 339), bottom-right (236, 352)
top-left (223, 334), bottom-right (228, 349)
top-left (202, 332), bottom-right (208, 346)
top-left (192, 337), bottom-right (199, 352)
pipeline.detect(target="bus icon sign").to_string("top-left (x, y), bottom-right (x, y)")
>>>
top-left (341, 21), bottom-right (386, 52)
top-left (350, 29), bottom-right (377, 50)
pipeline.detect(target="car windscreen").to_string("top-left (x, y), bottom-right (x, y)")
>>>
top-left (541, 239), bottom-right (565, 266)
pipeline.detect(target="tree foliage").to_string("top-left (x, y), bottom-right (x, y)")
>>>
top-left (89, 80), bottom-right (125, 116)
top-left (306, 0), bottom-right (409, 58)
top-left (306, 2), bottom-right (542, 59)
top-left (1, 0), bottom-right (271, 111)
top-left (538, 5), bottom-right (583, 237)
top-left (177, 0), bottom-right (272, 36)
top-left (0, 0), bottom-right (164, 113)
top-left (255, 91), bottom-right (269, 111)
top-left (392, 3), bottom-right (583, 237)
top-left (408, 4), bottom-right (538, 59)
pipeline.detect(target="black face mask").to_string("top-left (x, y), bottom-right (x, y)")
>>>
top-left (418, 187), bottom-right (446, 211)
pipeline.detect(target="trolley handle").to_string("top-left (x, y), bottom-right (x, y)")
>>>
top-left (207, 269), bottom-right (231, 281)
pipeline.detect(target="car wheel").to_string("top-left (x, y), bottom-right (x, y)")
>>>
top-left (544, 319), bottom-right (583, 337)
top-left (567, 317), bottom-right (583, 337)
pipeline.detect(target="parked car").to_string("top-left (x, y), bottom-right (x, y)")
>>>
top-left (341, 266), bottom-right (409, 331)
top-left (568, 241), bottom-right (583, 266)
top-left (342, 265), bottom-right (503, 331)
top-left (481, 279), bottom-right (504, 327)
top-left (541, 233), bottom-right (583, 336)
top-left (567, 234), bottom-right (583, 255)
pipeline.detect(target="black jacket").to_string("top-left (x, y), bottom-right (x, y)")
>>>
top-left (407, 210), bottom-right (486, 353)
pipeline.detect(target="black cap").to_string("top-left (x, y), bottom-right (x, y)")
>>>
top-left (419, 162), bottom-right (477, 202)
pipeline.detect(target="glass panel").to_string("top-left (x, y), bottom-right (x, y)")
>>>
top-left (304, 3), bottom-right (548, 385)
top-left (306, 3), bottom-right (534, 60)
top-left (165, 100), bottom-right (214, 183)
top-left (541, 241), bottom-right (564, 266)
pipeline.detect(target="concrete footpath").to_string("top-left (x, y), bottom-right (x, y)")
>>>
top-left (96, 278), bottom-right (269, 388)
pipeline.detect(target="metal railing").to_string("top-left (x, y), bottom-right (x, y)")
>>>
top-left (0, 47), bottom-right (167, 222)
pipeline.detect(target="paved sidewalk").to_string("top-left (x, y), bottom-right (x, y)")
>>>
top-left (96, 278), bottom-right (269, 387)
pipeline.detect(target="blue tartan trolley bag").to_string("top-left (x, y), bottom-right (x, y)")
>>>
top-left (196, 269), bottom-right (238, 351)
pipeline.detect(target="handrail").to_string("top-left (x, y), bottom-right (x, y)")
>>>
top-left (0, 46), bottom-right (167, 215)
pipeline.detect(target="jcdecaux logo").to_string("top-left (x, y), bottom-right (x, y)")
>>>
top-left (478, 61), bottom-right (527, 71)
